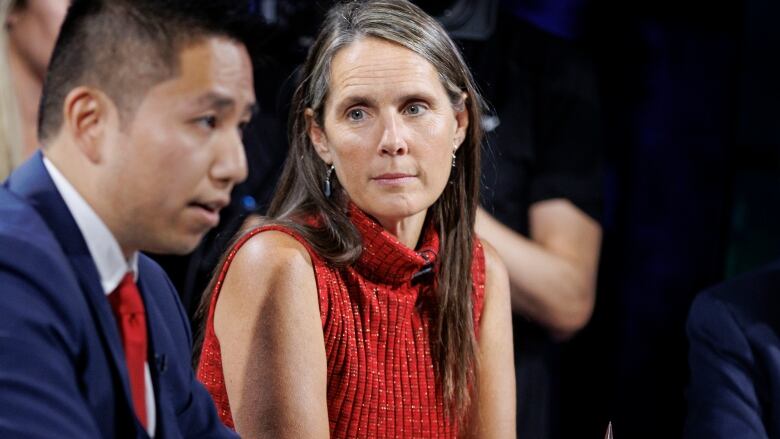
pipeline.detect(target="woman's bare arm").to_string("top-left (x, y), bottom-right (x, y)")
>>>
top-left (214, 230), bottom-right (330, 438)
top-left (466, 240), bottom-right (516, 438)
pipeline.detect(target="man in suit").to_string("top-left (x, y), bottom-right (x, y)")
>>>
top-left (685, 261), bottom-right (780, 438)
top-left (0, 0), bottom-right (256, 437)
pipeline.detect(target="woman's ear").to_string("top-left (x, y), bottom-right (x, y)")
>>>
top-left (306, 108), bottom-right (333, 163)
top-left (453, 92), bottom-right (469, 148)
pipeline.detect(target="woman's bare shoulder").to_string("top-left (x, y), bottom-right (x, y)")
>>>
top-left (220, 226), bottom-right (317, 305)
top-left (479, 237), bottom-right (509, 289)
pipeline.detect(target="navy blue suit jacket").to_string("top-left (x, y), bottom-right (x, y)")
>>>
top-left (0, 153), bottom-right (237, 438)
top-left (686, 261), bottom-right (780, 439)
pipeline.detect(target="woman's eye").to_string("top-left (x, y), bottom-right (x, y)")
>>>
top-left (347, 109), bottom-right (365, 121)
top-left (406, 103), bottom-right (426, 115)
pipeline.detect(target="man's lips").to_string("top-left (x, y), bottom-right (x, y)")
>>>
top-left (188, 198), bottom-right (228, 213)
top-left (187, 198), bottom-right (229, 227)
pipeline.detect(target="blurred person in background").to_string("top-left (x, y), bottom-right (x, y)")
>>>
top-left (685, 261), bottom-right (780, 438)
top-left (453, 1), bottom-right (604, 437)
top-left (0, 0), bottom-right (67, 180)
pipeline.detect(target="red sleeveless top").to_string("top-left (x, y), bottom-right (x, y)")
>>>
top-left (197, 205), bottom-right (486, 438)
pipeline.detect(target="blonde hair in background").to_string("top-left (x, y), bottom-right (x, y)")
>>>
top-left (0, 0), bottom-right (23, 181)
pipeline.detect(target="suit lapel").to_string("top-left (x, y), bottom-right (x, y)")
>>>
top-left (5, 152), bottom-right (139, 430)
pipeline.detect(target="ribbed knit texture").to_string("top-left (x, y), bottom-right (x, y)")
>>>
top-left (197, 205), bottom-right (486, 438)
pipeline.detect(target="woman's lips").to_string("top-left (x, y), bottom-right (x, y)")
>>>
top-left (372, 173), bottom-right (417, 186)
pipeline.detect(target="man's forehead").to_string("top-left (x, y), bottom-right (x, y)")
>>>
top-left (152, 37), bottom-right (255, 104)
top-left (179, 37), bottom-right (252, 82)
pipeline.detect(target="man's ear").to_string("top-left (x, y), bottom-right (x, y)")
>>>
top-left (62, 87), bottom-right (115, 163)
top-left (305, 108), bottom-right (333, 164)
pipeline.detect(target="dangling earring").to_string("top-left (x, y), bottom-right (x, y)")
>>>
top-left (324, 164), bottom-right (335, 198)
top-left (449, 150), bottom-right (457, 184)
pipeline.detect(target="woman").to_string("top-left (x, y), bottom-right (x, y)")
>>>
top-left (197, 0), bottom-right (515, 437)
top-left (0, 0), bottom-right (67, 180)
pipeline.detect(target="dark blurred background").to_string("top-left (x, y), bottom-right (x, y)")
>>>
top-left (153, 0), bottom-right (780, 437)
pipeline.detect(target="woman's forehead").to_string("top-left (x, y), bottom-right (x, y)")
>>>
top-left (328, 37), bottom-right (443, 98)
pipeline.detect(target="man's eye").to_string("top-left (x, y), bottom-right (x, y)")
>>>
top-left (198, 116), bottom-right (218, 128)
top-left (347, 109), bottom-right (365, 121)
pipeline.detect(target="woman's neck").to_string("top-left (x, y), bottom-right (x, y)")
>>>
top-left (8, 43), bottom-right (43, 159)
top-left (375, 209), bottom-right (427, 249)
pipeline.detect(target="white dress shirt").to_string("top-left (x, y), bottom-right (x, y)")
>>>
top-left (43, 157), bottom-right (156, 437)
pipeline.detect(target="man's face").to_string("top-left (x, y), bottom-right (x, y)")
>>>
top-left (102, 36), bottom-right (254, 255)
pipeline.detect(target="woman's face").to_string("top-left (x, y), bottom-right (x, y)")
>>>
top-left (308, 36), bottom-right (468, 228)
top-left (6, 0), bottom-right (68, 79)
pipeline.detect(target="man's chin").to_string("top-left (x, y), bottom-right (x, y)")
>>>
top-left (143, 233), bottom-right (207, 256)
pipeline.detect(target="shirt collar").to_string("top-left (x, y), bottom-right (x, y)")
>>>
top-left (43, 157), bottom-right (138, 295)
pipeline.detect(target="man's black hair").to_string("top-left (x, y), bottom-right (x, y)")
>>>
top-left (38, 0), bottom-right (259, 142)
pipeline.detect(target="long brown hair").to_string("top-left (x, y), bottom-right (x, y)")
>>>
top-left (200, 0), bottom-right (485, 422)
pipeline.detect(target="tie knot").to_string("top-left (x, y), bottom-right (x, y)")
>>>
top-left (110, 272), bottom-right (145, 315)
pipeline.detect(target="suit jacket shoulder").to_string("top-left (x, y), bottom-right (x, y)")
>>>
top-left (685, 262), bottom-right (780, 439)
top-left (0, 155), bottom-right (236, 438)
top-left (0, 185), bottom-right (114, 436)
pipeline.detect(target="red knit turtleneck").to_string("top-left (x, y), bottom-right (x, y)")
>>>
top-left (197, 205), bottom-right (485, 438)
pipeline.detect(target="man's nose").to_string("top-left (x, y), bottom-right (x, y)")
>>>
top-left (211, 128), bottom-right (248, 187)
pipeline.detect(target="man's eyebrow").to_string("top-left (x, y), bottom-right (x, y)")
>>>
top-left (243, 103), bottom-right (260, 118)
top-left (195, 92), bottom-right (258, 118)
top-left (195, 92), bottom-right (237, 111)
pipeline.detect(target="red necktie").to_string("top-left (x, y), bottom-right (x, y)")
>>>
top-left (108, 273), bottom-right (148, 429)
